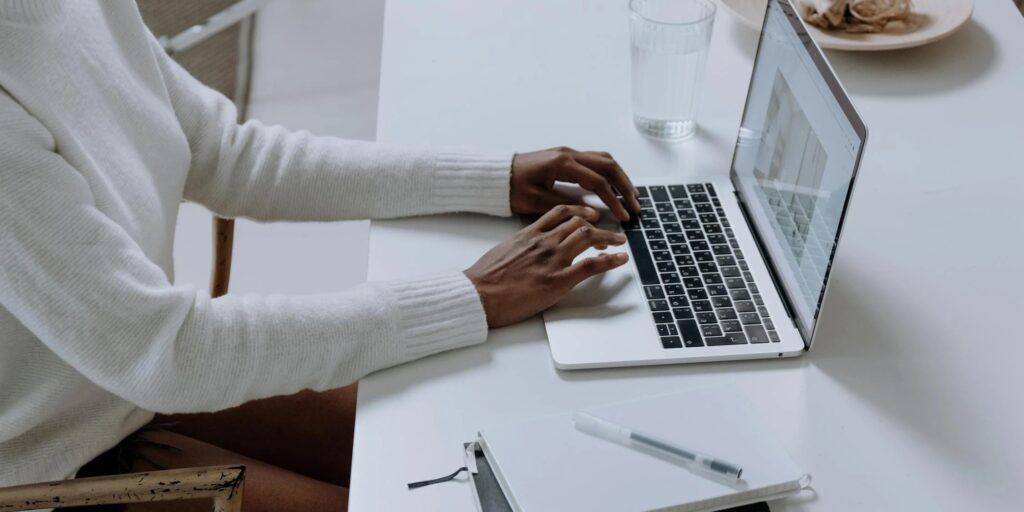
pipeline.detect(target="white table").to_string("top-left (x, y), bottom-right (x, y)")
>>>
top-left (350, 2), bottom-right (1024, 510)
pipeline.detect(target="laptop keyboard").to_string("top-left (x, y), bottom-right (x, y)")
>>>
top-left (622, 184), bottom-right (781, 349)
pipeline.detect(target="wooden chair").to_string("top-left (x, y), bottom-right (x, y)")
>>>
top-left (0, 2), bottom-right (267, 510)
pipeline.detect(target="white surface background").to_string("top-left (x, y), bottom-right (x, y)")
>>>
top-left (354, 1), bottom-right (1024, 511)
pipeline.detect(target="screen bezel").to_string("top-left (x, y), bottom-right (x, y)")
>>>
top-left (728, 0), bottom-right (868, 349)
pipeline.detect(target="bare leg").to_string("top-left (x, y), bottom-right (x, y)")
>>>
top-left (155, 383), bottom-right (358, 487)
top-left (126, 429), bottom-right (348, 512)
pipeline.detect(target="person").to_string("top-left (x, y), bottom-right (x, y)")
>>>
top-left (0, 1), bottom-right (638, 510)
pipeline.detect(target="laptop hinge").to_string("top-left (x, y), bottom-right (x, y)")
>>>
top-left (732, 190), bottom-right (800, 332)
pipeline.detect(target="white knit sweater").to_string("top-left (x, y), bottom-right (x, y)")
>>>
top-left (0, 0), bottom-right (512, 487)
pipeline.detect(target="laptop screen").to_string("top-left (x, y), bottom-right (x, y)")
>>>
top-left (730, 0), bottom-right (866, 344)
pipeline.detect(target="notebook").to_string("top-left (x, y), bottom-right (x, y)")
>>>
top-left (474, 385), bottom-right (810, 512)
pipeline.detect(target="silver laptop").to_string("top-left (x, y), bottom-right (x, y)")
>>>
top-left (543, 0), bottom-right (867, 369)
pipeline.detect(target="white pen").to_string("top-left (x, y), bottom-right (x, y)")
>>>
top-left (572, 411), bottom-right (744, 480)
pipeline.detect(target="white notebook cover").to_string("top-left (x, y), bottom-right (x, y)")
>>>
top-left (478, 385), bottom-right (808, 512)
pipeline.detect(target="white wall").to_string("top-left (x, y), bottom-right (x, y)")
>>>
top-left (173, 0), bottom-right (384, 295)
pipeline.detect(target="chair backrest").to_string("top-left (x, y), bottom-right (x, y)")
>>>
top-left (138, 0), bottom-right (257, 298)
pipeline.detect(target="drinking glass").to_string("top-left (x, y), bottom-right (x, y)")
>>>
top-left (629, 0), bottom-right (716, 141)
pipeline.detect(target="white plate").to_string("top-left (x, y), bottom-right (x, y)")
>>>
top-left (720, 0), bottom-right (975, 51)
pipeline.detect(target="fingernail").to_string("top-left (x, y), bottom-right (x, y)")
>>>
top-left (614, 253), bottom-right (629, 262)
top-left (615, 234), bottom-right (626, 243)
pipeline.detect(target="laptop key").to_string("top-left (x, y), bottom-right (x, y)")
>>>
top-left (768, 330), bottom-right (781, 343)
top-left (711, 296), bottom-right (732, 308)
top-left (753, 294), bottom-right (764, 306)
top-left (698, 213), bottom-right (716, 224)
top-left (657, 324), bottom-right (679, 337)
top-left (677, 320), bottom-right (704, 347)
top-left (673, 307), bottom-right (694, 320)
top-left (637, 187), bottom-right (650, 198)
top-left (700, 324), bottom-right (723, 337)
top-left (675, 254), bottom-right (694, 266)
top-left (729, 289), bottom-right (752, 301)
top-left (679, 266), bottom-right (699, 277)
top-left (668, 233), bottom-right (686, 244)
top-left (696, 203), bottom-right (714, 213)
top-left (721, 320), bottom-right (743, 332)
top-left (691, 193), bottom-right (710, 203)
top-left (696, 312), bottom-right (717, 324)
top-left (671, 245), bottom-right (689, 255)
top-left (703, 273), bottom-right (723, 285)
top-left (646, 230), bottom-right (664, 241)
top-left (686, 230), bottom-right (705, 241)
top-left (644, 286), bottom-right (665, 300)
top-left (698, 262), bottom-right (718, 274)
top-left (764, 318), bottom-right (775, 330)
top-left (674, 199), bottom-right (692, 210)
top-left (707, 285), bottom-right (728, 296)
top-left (705, 183), bottom-right (717, 196)
top-left (716, 255), bottom-right (736, 266)
top-left (725, 277), bottom-right (746, 289)
top-left (650, 186), bottom-right (670, 202)
top-left (665, 284), bottom-right (685, 296)
top-left (668, 296), bottom-right (688, 309)
top-left (625, 230), bottom-right (659, 285)
top-left (683, 277), bottom-right (703, 289)
top-left (639, 197), bottom-right (653, 208)
top-left (750, 283), bottom-right (760, 294)
top-left (668, 185), bottom-right (688, 198)
top-left (659, 212), bottom-right (677, 223)
top-left (649, 240), bottom-right (668, 251)
top-left (682, 219), bottom-right (701, 230)
top-left (640, 209), bottom-right (657, 219)
top-left (694, 251), bottom-right (714, 262)
top-left (687, 288), bottom-right (708, 300)
top-left (678, 209), bottom-right (696, 220)
top-left (687, 184), bottom-right (705, 193)
top-left (708, 234), bottom-right (727, 245)
top-left (649, 300), bottom-right (669, 312)
top-left (663, 223), bottom-right (682, 234)
top-left (661, 336), bottom-right (683, 349)
top-left (690, 240), bottom-right (709, 251)
top-left (704, 224), bottom-right (722, 234)
top-left (735, 301), bottom-right (755, 313)
top-left (653, 312), bottom-right (673, 323)
top-left (739, 312), bottom-right (761, 324)
top-left (641, 218), bottom-right (660, 229)
top-left (692, 300), bottom-right (713, 313)
top-left (653, 250), bottom-right (672, 262)
top-left (656, 202), bottom-right (673, 213)
top-left (758, 306), bottom-right (770, 317)
top-left (661, 273), bottom-right (680, 284)
top-left (712, 244), bottom-right (731, 255)
top-left (656, 261), bottom-right (675, 273)
top-left (743, 271), bottom-right (754, 282)
top-left (744, 324), bottom-right (769, 344)
top-left (717, 308), bottom-right (738, 320)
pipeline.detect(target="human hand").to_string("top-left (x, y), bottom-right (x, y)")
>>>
top-left (465, 205), bottom-right (630, 328)
top-left (510, 147), bottom-right (642, 222)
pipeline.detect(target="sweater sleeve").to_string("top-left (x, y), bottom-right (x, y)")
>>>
top-left (0, 111), bottom-right (489, 414)
top-left (147, 36), bottom-right (512, 221)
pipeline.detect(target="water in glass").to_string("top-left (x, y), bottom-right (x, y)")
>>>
top-left (630, 0), bottom-right (716, 141)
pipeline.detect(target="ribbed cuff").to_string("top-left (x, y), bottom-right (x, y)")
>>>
top-left (432, 152), bottom-right (513, 217)
top-left (383, 272), bottom-right (489, 360)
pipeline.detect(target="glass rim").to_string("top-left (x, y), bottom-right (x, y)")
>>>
top-left (628, 0), bottom-right (717, 27)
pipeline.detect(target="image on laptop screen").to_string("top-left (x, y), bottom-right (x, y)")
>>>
top-left (730, 0), bottom-right (865, 344)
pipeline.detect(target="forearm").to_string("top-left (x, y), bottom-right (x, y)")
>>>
top-left (182, 117), bottom-right (513, 221)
